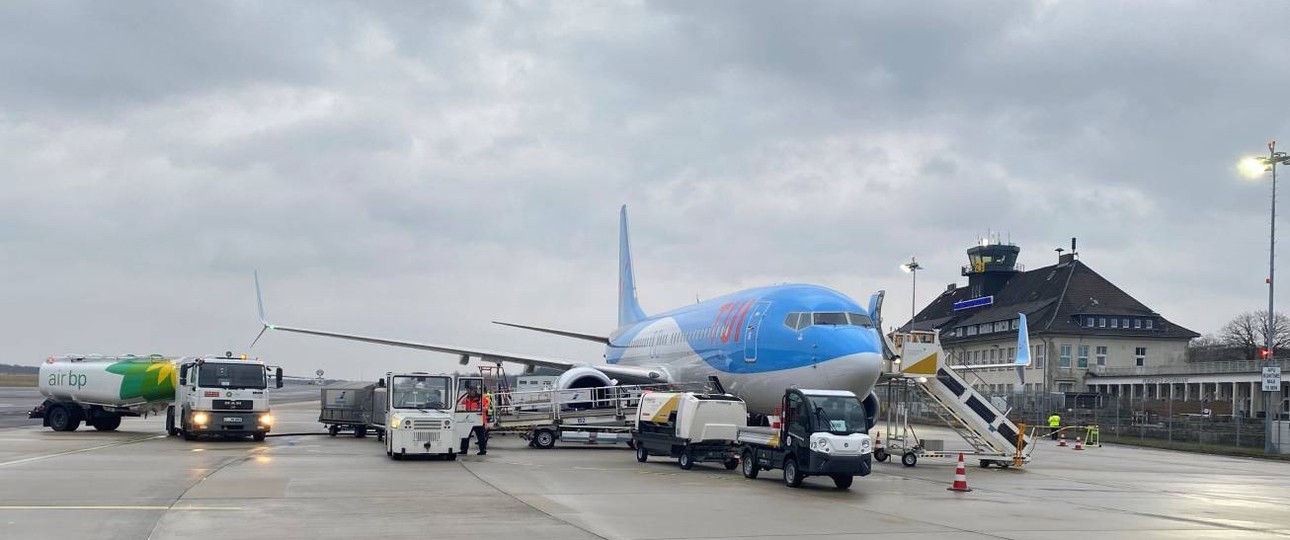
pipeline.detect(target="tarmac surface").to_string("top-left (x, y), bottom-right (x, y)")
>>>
top-left (1, 399), bottom-right (1289, 540)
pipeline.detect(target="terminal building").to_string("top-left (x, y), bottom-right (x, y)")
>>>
top-left (894, 240), bottom-right (1267, 410)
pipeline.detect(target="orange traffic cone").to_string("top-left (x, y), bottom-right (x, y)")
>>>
top-left (1073, 437), bottom-right (1084, 451)
top-left (947, 452), bottom-right (972, 492)
top-left (1058, 435), bottom-right (1067, 447)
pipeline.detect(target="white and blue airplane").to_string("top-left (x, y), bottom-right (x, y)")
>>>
top-left (254, 206), bottom-right (886, 419)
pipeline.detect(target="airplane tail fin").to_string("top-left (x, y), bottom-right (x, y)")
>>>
top-left (618, 205), bottom-right (647, 327)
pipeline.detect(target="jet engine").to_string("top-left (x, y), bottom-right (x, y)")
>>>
top-left (556, 367), bottom-right (615, 409)
top-left (862, 391), bottom-right (880, 432)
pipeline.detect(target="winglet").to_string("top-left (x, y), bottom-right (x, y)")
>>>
top-left (1014, 313), bottom-right (1030, 366)
top-left (250, 271), bottom-right (274, 349)
top-left (618, 205), bottom-right (647, 327)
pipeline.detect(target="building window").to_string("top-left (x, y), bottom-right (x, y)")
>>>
top-left (1110, 318), bottom-right (1118, 329)
top-left (1035, 345), bottom-right (1045, 368)
top-left (1077, 345), bottom-right (1089, 368)
top-left (1145, 319), bottom-right (1154, 330)
top-left (1058, 382), bottom-right (1074, 393)
top-left (967, 326), bottom-right (977, 336)
top-left (1096, 346), bottom-right (1107, 366)
top-left (1135, 347), bottom-right (1147, 366)
top-left (1134, 319), bottom-right (1142, 329)
top-left (1012, 319), bottom-right (1019, 330)
top-left (1059, 344), bottom-right (1072, 368)
top-left (1098, 318), bottom-right (1106, 328)
top-left (1084, 316), bottom-right (1093, 327)
top-left (1121, 318), bottom-right (1129, 328)
top-left (1008, 347), bottom-right (1015, 361)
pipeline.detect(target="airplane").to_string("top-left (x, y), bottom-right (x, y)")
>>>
top-left (253, 206), bottom-right (886, 420)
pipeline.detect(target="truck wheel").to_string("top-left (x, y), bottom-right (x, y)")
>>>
top-left (328, 425), bottom-right (339, 437)
top-left (636, 444), bottom-right (649, 463)
top-left (92, 415), bottom-right (122, 431)
top-left (252, 432), bottom-right (266, 442)
top-left (901, 452), bottom-right (918, 467)
top-left (48, 405), bottom-right (79, 432)
top-left (742, 450), bottom-right (759, 479)
top-left (832, 475), bottom-right (853, 489)
top-left (392, 451), bottom-right (404, 461)
top-left (166, 407), bottom-right (179, 437)
top-left (355, 426), bottom-right (367, 439)
top-left (377, 429), bottom-right (385, 442)
top-left (678, 450), bottom-right (694, 470)
top-left (783, 456), bottom-right (804, 488)
top-left (874, 448), bottom-right (889, 462)
top-left (446, 452), bottom-right (457, 461)
top-left (182, 430), bottom-right (197, 441)
top-left (533, 429), bottom-right (557, 449)
top-left (724, 458), bottom-right (739, 470)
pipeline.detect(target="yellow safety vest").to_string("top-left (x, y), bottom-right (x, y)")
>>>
top-left (1048, 415), bottom-right (1061, 427)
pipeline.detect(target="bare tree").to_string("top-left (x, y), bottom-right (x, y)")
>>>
top-left (1219, 311), bottom-right (1290, 359)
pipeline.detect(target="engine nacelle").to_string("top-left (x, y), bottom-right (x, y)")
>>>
top-left (862, 391), bottom-right (880, 432)
top-left (556, 367), bottom-right (614, 409)
top-left (556, 366), bottom-right (613, 391)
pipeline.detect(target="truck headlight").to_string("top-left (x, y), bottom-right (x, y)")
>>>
top-left (817, 439), bottom-right (833, 454)
top-left (192, 412), bottom-right (209, 426)
top-left (390, 416), bottom-right (401, 429)
top-left (860, 438), bottom-right (872, 454)
top-left (258, 414), bottom-right (273, 426)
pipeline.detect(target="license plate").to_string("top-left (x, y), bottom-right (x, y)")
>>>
top-left (225, 417), bottom-right (242, 423)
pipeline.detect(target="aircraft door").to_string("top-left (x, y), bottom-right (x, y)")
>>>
top-left (743, 301), bottom-right (772, 363)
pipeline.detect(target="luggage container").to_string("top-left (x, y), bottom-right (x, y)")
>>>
top-left (319, 381), bottom-right (378, 438)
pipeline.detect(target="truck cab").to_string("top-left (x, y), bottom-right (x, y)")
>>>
top-left (167, 353), bottom-right (282, 441)
top-left (739, 388), bottom-right (874, 489)
top-left (382, 372), bottom-right (473, 460)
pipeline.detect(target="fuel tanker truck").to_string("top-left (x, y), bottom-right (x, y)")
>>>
top-left (30, 352), bottom-right (283, 440)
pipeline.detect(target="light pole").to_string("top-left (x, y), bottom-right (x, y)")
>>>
top-left (900, 256), bottom-right (922, 324)
top-left (1240, 141), bottom-right (1290, 454)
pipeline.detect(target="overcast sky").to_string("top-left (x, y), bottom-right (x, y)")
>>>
top-left (4, 2), bottom-right (1290, 379)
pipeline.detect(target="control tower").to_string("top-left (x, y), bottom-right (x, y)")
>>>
top-left (961, 240), bottom-right (1020, 299)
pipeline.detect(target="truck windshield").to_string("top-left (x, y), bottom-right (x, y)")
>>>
top-left (197, 363), bottom-right (266, 389)
top-left (806, 394), bottom-right (867, 434)
top-left (391, 376), bottom-right (451, 410)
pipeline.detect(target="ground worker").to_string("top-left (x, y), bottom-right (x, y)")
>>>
top-left (458, 385), bottom-right (489, 455)
top-left (1047, 413), bottom-right (1061, 440)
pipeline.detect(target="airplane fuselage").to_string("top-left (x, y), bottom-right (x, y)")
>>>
top-left (605, 284), bottom-right (883, 413)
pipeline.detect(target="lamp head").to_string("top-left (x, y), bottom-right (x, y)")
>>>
top-left (1240, 157), bottom-right (1270, 178)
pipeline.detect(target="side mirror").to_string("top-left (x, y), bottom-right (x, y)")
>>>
top-left (178, 364), bottom-right (189, 386)
top-left (275, 367), bottom-right (284, 389)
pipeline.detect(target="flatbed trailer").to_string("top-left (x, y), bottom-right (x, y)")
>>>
top-left (489, 382), bottom-right (708, 449)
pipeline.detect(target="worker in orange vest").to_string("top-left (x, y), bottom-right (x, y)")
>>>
top-left (458, 385), bottom-right (489, 455)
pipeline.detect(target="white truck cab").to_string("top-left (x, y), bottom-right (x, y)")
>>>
top-left (167, 353), bottom-right (282, 441)
top-left (382, 372), bottom-right (480, 460)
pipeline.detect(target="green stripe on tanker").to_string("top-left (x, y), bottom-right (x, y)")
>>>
top-left (104, 361), bottom-right (177, 402)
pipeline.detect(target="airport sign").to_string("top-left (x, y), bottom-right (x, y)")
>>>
top-left (1263, 367), bottom-right (1281, 392)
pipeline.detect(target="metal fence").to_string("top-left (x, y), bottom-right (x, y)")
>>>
top-left (883, 383), bottom-right (1285, 454)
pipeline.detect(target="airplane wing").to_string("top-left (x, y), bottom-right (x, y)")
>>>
top-left (251, 273), bottom-right (671, 383)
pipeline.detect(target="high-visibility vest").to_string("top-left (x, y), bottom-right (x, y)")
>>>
top-left (482, 393), bottom-right (492, 424)
top-left (1048, 415), bottom-right (1061, 427)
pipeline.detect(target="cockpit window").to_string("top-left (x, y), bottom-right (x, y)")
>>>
top-left (847, 312), bottom-right (874, 327)
top-left (813, 312), bottom-right (849, 325)
top-left (786, 311), bottom-right (874, 330)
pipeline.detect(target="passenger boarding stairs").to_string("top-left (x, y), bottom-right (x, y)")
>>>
top-left (889, 331), bottom-right (1033, 462)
